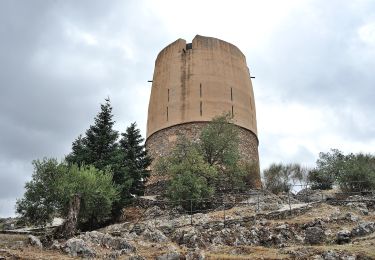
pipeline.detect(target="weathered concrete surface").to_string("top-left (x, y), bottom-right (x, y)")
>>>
top-left (146, 35), bottom-right (257, 139)
top-left (146, 35), bottom-right (260, 193)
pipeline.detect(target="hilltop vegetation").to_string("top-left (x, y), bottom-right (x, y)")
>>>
top-left (263, 149), bottom-right (375, 194)
top-left (155, 114), bottom-right (259, 211)
top-left (16, 98), bottom-right (151, 233)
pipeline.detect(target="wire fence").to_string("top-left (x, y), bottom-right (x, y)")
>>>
top-left (133, 182), bottom-right (375, 229)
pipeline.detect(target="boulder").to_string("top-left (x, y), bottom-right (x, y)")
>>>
top-left (296, 188), bottom-right (324, 202)
top-left (305, 227), bottom-right (326, 245)
top-left (186, 249), bottom-right (205, 260)
top-left (79, 231), bottom-right (135, 252)
top-left (51, 240), bottom-right (61, 250)
top-left (143, 226), bottom-right (168, 243)
top-left (347, 202), bottom-right (369, 215)
top-left (63, 238), bottom-right (96, 257)
top-left (344, 212), bottom-right (359, 222)
top-left (146, 206), bottom-right (163, 218)
top-left (27, 235), bottom-right (42, 249)
top-left (351, 222), bottom-right (375, 237)
top-left (156, 252), bottom-right (181, 260)
top-left (101, 234), bottom-right (135, 252)
top-left (336, 229), bottom-right (351, 244)
top-left (321, 250), bottom-right (339, 260)
top-left (128, 255), bottom-right (146, 260)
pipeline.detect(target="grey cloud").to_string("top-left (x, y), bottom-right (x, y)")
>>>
top-left (0, 0), bottom-right (167, 216)
top-left (250, 1), bottom-right (375, 146)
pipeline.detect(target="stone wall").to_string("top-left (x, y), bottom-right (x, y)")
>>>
top-left (145, 122), bottom-right (261, 195)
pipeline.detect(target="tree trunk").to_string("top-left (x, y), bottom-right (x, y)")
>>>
top-left (55, 193), bottom-right (81, 239)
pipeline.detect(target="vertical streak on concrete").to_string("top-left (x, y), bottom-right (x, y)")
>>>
top-left (180, 48), bottom-right (187, 122)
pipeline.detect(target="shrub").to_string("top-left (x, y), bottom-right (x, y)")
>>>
top-left (16, 159), bottom-right (119, 229)
top-left (156, 114), bottom-right (259, 210)
top-left (336, 153), bottom-right (375, 192)
top-left (263, 163), bottom-right (306, 194)
top-left (157, 138), bottom-right (217, 210)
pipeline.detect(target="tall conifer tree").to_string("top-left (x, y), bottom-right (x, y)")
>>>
top-left (119, 122), bottom-right (151, 196)
top-left (66, 98), bottom-right (119, 170)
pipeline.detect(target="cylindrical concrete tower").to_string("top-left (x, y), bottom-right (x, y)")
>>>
top-left (146, 35), bottom-right (260, 194)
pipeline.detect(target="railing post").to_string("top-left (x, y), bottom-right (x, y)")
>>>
top-left (190, 199), bottom-right (193, 225)
top-left (288, 191), bottom-right (292, 215)
top-left (223, 202), bottom-right (226, 228)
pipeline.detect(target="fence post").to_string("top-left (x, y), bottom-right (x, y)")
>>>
top-left (223, 202), bottom-right (226, 228)
top-left (190, 199), bottom-right (193, 225)
top-left (288, 191), bottom-right (292, 215)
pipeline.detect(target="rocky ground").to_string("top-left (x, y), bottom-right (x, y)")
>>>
top-left (1, 190), bottom-right (374, 259)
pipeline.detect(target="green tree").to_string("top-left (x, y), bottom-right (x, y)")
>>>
top-left (156, 115), bottom-right (259, 209)
top-left (66, 99), bottom-right (154, 220)
top-left (65, 134), bottom-right (88, 166)
top-left (58, 165), bottom-right (119, 229)
top-left (16, 158), bottom-right (64, 227)
top-left (66, 98), bottom-right (119, 170)
top-left (16, 159), bottom-right (119, 230)
top-left (110, 122), bottom-right (152, 220)
top-left (263, 163), bottom-right (305, 194)
top-left (200, 113), bottom-right (240, 167)
top-left (308, 149), bottom-right (345, 190)
top-left (336, 153), bottom-right (375, 192)
top-left (156, 137), bottom-right (217, 210)
top-left (119, 122), bottom-right (151, 196)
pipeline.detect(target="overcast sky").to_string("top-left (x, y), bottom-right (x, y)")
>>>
top-left (1, 0), bottom-right (374, 217)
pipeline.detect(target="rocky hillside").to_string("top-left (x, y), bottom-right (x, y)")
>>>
top-left (1, 191), bottom-right (375, 259)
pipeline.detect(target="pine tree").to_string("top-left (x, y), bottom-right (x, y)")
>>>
top-left (66, 135), bottom-right (88, 166)
top-left (119, 122), bottom-right (151, 196)
top-left (66, 98), bottom-right (119, 171)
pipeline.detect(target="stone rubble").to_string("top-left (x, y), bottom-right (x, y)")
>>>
top-left (63, 238), bottom-right (96, 258)
top-left (336, 229), bottom-right (351, 244)
top-left (9, 191), bottom-right (373, 259)
top-left (27, 235), bottom-right (43, 249)
top-left (351, 221), bottom-right (375, 237)
top-left (304, 226), bottom-right (326, 245)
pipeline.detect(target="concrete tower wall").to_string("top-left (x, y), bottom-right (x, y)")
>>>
top-left (147, 35), bottom-right (257, 138)
top-left (146, 35), bottom-right (260, 193)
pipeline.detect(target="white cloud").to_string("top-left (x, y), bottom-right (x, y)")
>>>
top-left (145, 0), bottom-right (304, 49)
top-left (64, 22), bottom-right (98, 46)
top-left (358, 22), bottom-right (375, 45)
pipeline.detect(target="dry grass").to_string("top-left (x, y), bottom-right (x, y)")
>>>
top-left (206, 246), bottom-right (291, 259)
top-left (0, 233), bottom-right (28, 248)
top-left (0, 234), bottom-right (75, 260)
top-left (128, 239), bottom-right (185, 260)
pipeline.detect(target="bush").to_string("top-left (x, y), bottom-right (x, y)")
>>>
top-left (308, 149), bottom-right (375, 192)
top-left (156, 114), bottom-right (259, 210)
top-left (263, 163), bottom-right (290, 193)
top-left (58, 165), bottom-right (119, 229)
top-left (263, 163), bottom-right (306, 194)
top-left (157, 138), bottom-right (217, 210)
top-left (16, 159), bottom-right (119, 229)
top-left (308, 169), bottom-right (335, 190)
top-left (308, 149), bottom-right (344, 190)
top-left (336, 153), bottom-right (375, 192)
top-left (16, 158), bottom-right (64, 226)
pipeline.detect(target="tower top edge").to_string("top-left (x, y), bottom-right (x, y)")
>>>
top-left (155, 35), bottom-right (246, 62)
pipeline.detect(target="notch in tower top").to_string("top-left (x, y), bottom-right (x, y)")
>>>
top-left (186, 43), bottom-right (192, 50)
